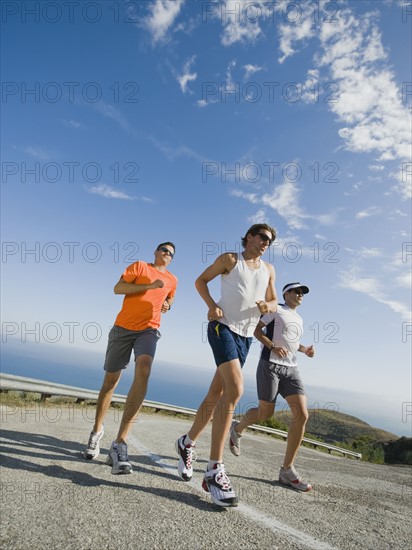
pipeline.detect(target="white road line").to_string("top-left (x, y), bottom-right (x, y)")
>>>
top-left (129, 435), bottom-right (340, 550)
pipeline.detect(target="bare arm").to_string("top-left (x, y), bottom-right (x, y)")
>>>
top-left (254, 320), bottom-right (274, 350)
top-left (195, 253), bottom-right (237, 320)
top-left (254, 319), bottom-right (288, 359)
top-left (256, 262), bottom-right (278, 315)
top-left (161, 296), bottom-right (175, 313)
top-left (299, 344), bottom-right (315, 357)
top-left (114, 276), bottom-right (165, 295)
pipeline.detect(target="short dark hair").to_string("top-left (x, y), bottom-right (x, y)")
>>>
top-left (241, 224), bottom-right (276, 248)
top-left (156, 242), bottom-right (175, 254)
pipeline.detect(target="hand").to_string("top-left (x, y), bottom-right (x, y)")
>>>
top-left (256, 300), bottom-right (269, 314)
top-left (150, 279), bottom-right (164, 289)
top-left (305, 345), bottom-right (315, 357)
top-left (207, 306), bottom-right (224, 321)
top-left (272, 346), bottom-right (288, 359)
top-left (161, 301), bottom-right (170, 313)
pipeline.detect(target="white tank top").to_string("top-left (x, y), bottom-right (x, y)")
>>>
top-left (217, 255), bottom-right (270, 337)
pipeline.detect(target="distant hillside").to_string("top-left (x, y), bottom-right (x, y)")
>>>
top-left (273, 409), bottom-right (398, 444)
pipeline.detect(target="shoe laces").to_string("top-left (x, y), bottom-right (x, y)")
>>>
top-left (87, 432), bottom-right (100, 449)
top-left (117, 443), bottom-right (129, 462)
top-left (182, 444), bottom-right (197, 469)
top-left (214, 464), bottom-right (231, 491)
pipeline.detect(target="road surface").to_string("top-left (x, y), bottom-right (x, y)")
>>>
top-left (0, 404), bottom-right (410, 549)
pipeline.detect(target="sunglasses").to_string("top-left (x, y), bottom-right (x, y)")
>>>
top-left (158, 246), bottom-right (174, 258)
top-left (255, 232), bottom-right (272, 243)
top-left (291, 289), bottom-right (304, 295)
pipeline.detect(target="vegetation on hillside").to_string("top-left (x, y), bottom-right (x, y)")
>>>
top-left (260, 408), bottom-right (411, 465)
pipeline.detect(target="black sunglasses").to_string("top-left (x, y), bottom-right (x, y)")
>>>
top-left (158, 246), bottom-right (174, 258)
top-left (254, 232), bottom-right (272, 243)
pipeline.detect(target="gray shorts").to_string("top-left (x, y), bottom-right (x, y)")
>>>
top-left (256, 358), bottom-right (305, 403)
top-left (103, 325), bottom-right (161, 373)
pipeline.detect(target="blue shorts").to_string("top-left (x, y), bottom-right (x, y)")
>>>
top-left (207, 321), bottom-right (252, 368)
top-left (103, 325), bottom-right (161, 373)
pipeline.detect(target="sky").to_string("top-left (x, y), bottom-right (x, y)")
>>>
top-left (1, 0), bottom-right (411, 437)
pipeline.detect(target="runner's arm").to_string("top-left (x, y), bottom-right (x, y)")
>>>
top-left (114, 277), bottom-right (164, 295)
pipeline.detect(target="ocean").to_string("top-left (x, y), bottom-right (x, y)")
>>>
top-left (0, 347), bottom-right (263, 415)
top-left (1, 345), bottom-right (406, 436)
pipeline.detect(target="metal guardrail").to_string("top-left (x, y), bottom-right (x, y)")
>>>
top-left (0, 373), bottom-right (362, 459)
top-left (0, 373), bottom-right (198, 415)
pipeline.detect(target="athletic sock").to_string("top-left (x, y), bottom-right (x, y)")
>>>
top-left (208, 460), bottom-right (221, 470)
top-left (183, 434), bottom-right (195, 446)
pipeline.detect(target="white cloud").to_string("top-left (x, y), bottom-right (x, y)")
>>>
top-left (89, 185), bottom-right (134, 200)
top-left (278, 14), bottom-right (314, 64)
top-left (177, 55), bottom-right (197, 94)
top-left (148, 135), bottom-right (208, 163)
top-left (88, 184), bottom-right (154, 202)
top-left (94, 102), bottom-right (132, 133)
top-left (232, 178), bottom-right (336, 230)
top-left (218, 0), bottom-right (265, 46)
top-left (198, 60), bottom-right (239, 107)
top-left (243, 64), bottom-right (262, 79)
top-left (369, 165), bottom-right (385, 172)
top-left (225, 59), bottom-right (237, 92)
top-left (144, 0), bottom-right (185, 44)
top-left (24, 146), bottom-right (51, 161)
top-left (392, 165), bottom-right (412, 200)
top-left (173, 15), bottom-right (199, 35)
top-left (345, 247), bottom-right (383, 258)
top-left (231, 189), bottom-right (260, 204)
top-left (276, 1), bottom-right (412, 198)
top-left (395, 272), bottom-right (412, 288)
top-left (247, 208), bottom-right (268, 224)
top-left (64, 119), bottom-right (82, 129)
top-left (355, 206), bottom-right (382, 219)
top-left (297, 69), bottom-right (321, 103)
top-left (339, 269), bottom-right (411, 321)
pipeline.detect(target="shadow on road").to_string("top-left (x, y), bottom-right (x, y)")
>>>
top-left (0, 429), bottom-right (222, 512)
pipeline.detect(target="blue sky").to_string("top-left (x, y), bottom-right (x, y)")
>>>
top-left (1, 0), bottom-right (411, 436)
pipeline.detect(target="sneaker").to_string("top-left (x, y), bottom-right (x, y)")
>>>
top-left (84, 427), bottom-right (104, 460)
top-left (279, 466), bottom-right (312, 492)
top-left (202, 463), bottom-right (238, 507)
top-left (175, 435), bottom-right (195, 481)
top-left (229, 420), bottom-right (242, 456)
top-left (106, 441), bottom-right (133, 474)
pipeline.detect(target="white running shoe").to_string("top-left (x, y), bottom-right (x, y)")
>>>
top-left (106, 441), bottom-right (133, 474)
top-left (279, 466), bottom-right (312, 492)
top-left (202, 463), bottom-right (238, 507)
top-left (175, 434), bottom-right (195, 481)
top-left (84, 427), bottom-right (104, 460)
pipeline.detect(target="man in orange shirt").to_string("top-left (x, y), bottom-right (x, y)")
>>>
top-left (83, 242), bottom-right (177, 474)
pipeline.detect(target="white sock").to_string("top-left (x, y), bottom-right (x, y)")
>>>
top-left (184, 434), bottom-right (195, 446)
top-left (208, 460), bottom-right (222, 470)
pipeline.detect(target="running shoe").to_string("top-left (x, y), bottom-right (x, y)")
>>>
top-left (279, 465), bottom-right (312, 492)
top-left (106, 441), bottom-right (133, 474)
top-left (83, 427), bottom-right (104, 460)
top-left (175, 435), bottom-right (195, 481)
top-left (202, 463), bottom-right (238, 507)
top-left (229, 419), bottom-right (242, 456)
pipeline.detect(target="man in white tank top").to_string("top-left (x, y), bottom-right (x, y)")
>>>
top-left (176, 224), bottom-right (278, 507)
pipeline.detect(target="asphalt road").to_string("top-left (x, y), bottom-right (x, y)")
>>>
top-left (0, 404), bottom-right (410, 550)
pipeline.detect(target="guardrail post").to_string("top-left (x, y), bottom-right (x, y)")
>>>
top-left (40, 393), bottom-right (52, 401)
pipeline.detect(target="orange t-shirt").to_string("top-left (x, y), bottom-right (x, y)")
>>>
top-left (114, 261), bottom-right (177, 331)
